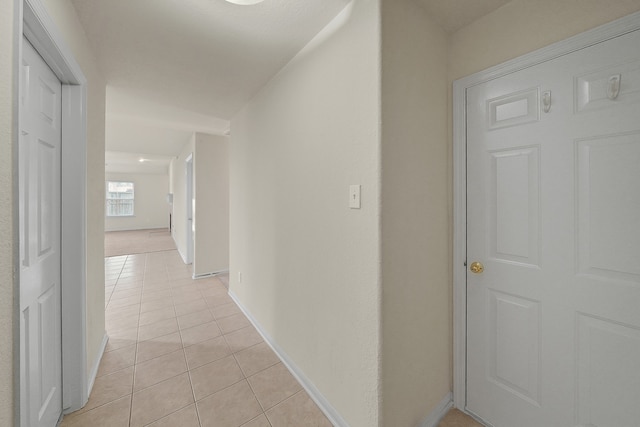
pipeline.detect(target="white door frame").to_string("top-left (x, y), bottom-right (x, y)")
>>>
top-left (452, 11), bottom-right (640, 412)
top-left (185, 153), bottom-right (194, 265)
top-left (17, 0), bottom-right (89, 418)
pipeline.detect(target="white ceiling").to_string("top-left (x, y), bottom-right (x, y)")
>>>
top-left (105, 151), bottom-right (174, 175)
top-left (71, 0), bottom-right (352, 119)
top-left (71, 0), bottom-right (352, 172)
top-left (105, 83), bottom-right (231, 174)
top-left (71, 0), bottom-right (513, 172)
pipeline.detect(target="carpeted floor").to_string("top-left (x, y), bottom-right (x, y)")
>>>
top-left (105, 228), bottom-right (176, 257)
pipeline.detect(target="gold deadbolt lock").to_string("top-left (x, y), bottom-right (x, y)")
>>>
top-left (470, 261), bottom-right (484, 274)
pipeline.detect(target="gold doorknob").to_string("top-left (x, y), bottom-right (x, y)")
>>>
top-left (470, 261), bottom-right (484, 274)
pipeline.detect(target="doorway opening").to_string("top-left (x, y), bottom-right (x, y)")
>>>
top-left (185, 154), bottom-right (194, 265)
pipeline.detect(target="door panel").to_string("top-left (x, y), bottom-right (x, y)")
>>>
top-left (37, 138), bottom-right (56, 257)
top-left (20, 36), bottom-right (63, 427)
top-left (489, 146), bottom-right (540, 265)
top-left (575, 61), bottom-right (640, 113)
top-left (487, 88), bottom-right (540, 130)
top-left (577, 314), bottom-right (640, 427)
top-left (576, 133), bottom-right (640, 281)
top-left (466, 29), bottom-right (640, 427)
top-left (487, 290), bottom-right (541, 405)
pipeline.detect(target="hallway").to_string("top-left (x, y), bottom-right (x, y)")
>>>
top-left (60, 249), bottom-right (331, 426)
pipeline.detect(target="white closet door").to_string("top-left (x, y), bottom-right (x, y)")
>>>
top-left (466, 29), bottom-right (640, 427)
top-left (20, 36), bottom-right (63, 427)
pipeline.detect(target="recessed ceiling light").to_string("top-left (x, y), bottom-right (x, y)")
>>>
top-left (224, 0), bottom-right (265, 5)
top-left (139, 158), bottom-right (146, 163)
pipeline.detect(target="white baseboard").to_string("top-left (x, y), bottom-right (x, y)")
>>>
top-left (229, 292), bottom-right (349, 427)
top-left (419, 392), bottom-right (453, 427)
top-left (104, 226), bottom-right (169, 232)
top-left (193, 269), bottom-right (229, 279)
top-left (86, 333), bottom-right (109, 398)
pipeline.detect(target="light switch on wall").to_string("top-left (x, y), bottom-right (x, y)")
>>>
top-left (349, 185), bottom-right (361, 209)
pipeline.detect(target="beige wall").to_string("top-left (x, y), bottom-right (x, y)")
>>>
top-left (105, 172), bottom-right (170, 232)
top-left (39, 0), bottom-right (107, 382)
top-left (169, 158), bottom-right (175, 194)
top-left (380, 0), bottom-right (450, 425)
top-left (0, 0), bottom-right (15, 424)
top-left (450, 0), bottom-right (640, 81)
top-left (193, 134), bottom-right (229, 276)
top-left (171, 133), bottom-right (228, 275)
top-left (229, 1), bottom-right (382, 425)
top-left (171, 136), bottom-right (195, 263)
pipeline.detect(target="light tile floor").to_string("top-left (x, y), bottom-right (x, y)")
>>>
top-left (105, 228), bottom-right (176, 257)
top-left (438, 409), bottom-right (484, 427)
top-left (61, 249), bottom-right (331, 427)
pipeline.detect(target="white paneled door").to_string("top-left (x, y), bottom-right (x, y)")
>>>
top-left (466, 29), bottom-right (640, 427)
top-left (20, 37), bottom-right (63, 427)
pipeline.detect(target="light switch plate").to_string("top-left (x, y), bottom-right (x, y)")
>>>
top-left (349, 185), bottom-right (361, 209)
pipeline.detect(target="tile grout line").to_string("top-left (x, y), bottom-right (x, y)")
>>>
top-left (133, 253), bottom-right (147, 367)
top-left (176, 266), bottom-right (202, 425)
top-left (104, 257), bottom-right (125, 309)
top-left (241, 358), bottom-right (270, 422)
top-left (128, 253), bottom-right (139, 427)
top-left (186, 358), bottom-right (203, 427)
